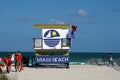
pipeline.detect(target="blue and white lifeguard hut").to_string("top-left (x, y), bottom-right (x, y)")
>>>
top-left (33, 24), bottom-right (71, 68)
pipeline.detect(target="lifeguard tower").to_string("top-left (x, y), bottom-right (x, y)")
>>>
top-left (33, 24), bottom-right (71, 68)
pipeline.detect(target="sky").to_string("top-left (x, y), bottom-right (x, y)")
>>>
top-left (0, 0), bottom-right (120, 52)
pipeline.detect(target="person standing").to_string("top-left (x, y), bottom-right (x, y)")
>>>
top-left (0, 58), bottom-right (5, 74)
top-left (108, 53), bottom-right (114, 66)
top-left (3, 54), bottom-right (12, 73)
top-left (15, 51), bottom-right (23, 72)
top-left (14, 53), bottom-right (17, 72)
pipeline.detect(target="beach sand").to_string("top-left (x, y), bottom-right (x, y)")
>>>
top-left (3, 65), bottom-right (120, 80)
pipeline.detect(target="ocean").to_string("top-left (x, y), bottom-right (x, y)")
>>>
top-left (0, 52), bottom-right (120, 65)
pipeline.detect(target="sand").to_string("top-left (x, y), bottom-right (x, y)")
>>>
top-left (3, 65), bottom-right (120, 80)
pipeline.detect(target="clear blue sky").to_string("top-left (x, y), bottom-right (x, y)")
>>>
top-left (0, 0), bottom-right (120, 52)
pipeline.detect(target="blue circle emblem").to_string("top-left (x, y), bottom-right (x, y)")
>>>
top-left (44, 30), bottom-right (60, 47)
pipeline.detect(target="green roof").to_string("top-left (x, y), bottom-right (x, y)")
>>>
top-left (34, 24), bottom-right (70, 29)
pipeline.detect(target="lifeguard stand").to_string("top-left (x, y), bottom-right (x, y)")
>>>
top-left (33, 24), bottom-right (71, 68)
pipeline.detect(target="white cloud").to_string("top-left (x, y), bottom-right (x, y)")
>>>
top-left (78, 9), bottom-right (90, 16)
top-left (47, 9), bottom-right (95, 25)
top-left (48, 18), bottom-right (65, 24)
top-left (15, 16), bottom-right (39, 22)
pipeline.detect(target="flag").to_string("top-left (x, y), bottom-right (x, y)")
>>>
top-left (72, 25), bottom-right (77, 32)
top-left (71, 30), bottom-right (74, 38)
top-left (71, 25), bottom-right (77, 38)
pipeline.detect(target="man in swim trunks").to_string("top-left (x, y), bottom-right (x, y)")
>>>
top-left (15, 51), bottom-right (22, 72)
